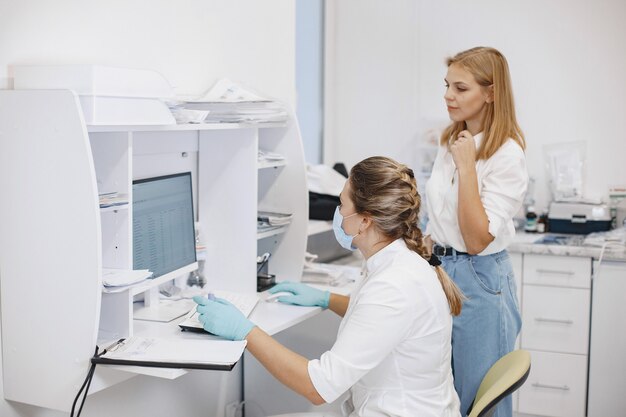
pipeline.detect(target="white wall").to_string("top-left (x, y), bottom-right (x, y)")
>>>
top-left (324, 0), bottom-right (420, 171)
top-left (296, 0), bottom-right (324, 164)
top-left (0, 0), bottom-right (296, 105)
top-left (0, 1), bottom-right (295, 416)
top-left (326, 0), bottom-right (626, 211)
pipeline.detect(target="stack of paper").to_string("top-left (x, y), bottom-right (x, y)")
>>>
top-left (184, 79), bottom-right (288, 124)
top-left (258, 149), bottom-right (285, 163)
top-left (167, 102), bottom-right (210, 124)
top-left (93, 337), bottom-right (247, 370)
top-left (99, 192), bottom-right (129, 209)
top-left (257, 211), bottom-right (293, 227)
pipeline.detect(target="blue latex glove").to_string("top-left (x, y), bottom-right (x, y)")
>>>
top-left (268, 281), bottom-right (330, 308)
top-left (192, 296), bottom-right (255, 341)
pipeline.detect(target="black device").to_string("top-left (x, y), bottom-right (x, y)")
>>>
top-left (256, 252), bottom-right (276, 291)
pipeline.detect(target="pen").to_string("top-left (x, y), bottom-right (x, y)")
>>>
top-left (106, 338), bottom-right (127, 353)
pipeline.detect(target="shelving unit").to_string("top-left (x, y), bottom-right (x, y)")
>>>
top-left (0, 89), bottom-right (307, 411)
top-left (257, 226), bottom-right (289, 240)
top-left (517, 254), bottom-right (591, 417)
top-left (258, 159), bottom-right (288, 170)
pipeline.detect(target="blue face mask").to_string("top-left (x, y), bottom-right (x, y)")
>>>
top-left (333, 206), bottom-right (359, 251)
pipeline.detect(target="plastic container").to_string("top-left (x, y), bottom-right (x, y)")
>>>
top-left (525, 206), bottom-right (538, 233)
top-left (537, 211), bottom-right (548, 233)
top-left (13, 65), bottom-right (175, 125)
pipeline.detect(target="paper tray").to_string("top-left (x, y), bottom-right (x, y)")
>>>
top-left (92, 337), bottom-right (246, 372)
top-left (91, 356), bottom-right (235, 371)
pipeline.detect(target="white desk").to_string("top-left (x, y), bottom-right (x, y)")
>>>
top-left (251, 281), bottom-right (357, 336)
top-left (251, 302), bottom-right (321, 336)
top-left (243, 254), bottom-right (363, 415)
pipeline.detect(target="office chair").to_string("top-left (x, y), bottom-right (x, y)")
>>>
top-left (268, 350), bottom-right (530, 417)
top-left (467, 349), bottom-right (531, 417)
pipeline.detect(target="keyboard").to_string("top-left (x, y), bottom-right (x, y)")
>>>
top-left (178, 290), bottom-right (260, 333)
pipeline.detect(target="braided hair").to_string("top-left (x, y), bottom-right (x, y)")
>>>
top-left (349, 156), bottom-right (464, 316)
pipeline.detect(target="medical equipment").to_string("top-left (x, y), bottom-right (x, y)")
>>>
top-left (548, 201), bottom-right (611, 234)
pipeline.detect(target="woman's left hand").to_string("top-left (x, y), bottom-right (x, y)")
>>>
top-left (450, 130), bottom-right (477, 172)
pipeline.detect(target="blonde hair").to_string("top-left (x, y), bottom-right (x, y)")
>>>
top-left (442, 46), bottom-right (525, 159)
top-left (349, 156), bottom-right (464, 316)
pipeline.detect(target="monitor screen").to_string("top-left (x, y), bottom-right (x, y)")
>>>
top-left (133, 172), bottom-right (196, 278)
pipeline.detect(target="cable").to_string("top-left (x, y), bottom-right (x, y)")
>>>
top-left (225, 400), bottom-right (267, 417)
top-left (593, 240), bottom-right (626, 280)
top-left (257, 252), bottom-right (272, 274)
top-left (70, 346), bottom-right (101, 417)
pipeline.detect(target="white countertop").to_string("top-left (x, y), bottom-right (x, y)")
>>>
top-left (508, 231), bottom-right (626, 261)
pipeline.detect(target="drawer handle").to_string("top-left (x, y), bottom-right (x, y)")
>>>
top-left (536, 268), bottom-right (575, 276)
top-left (532, 382), bottom-right (570, 391)
top-left (534, 317), bottom-right (573, 325)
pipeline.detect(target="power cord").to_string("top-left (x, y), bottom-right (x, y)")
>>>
top-left (225, 400), bottom-right (267, 417)
top-left (593, 240), bottom-right (626, 280)
top-left (70, 346), bottom-right (102, 417)
top-left (257, 252), bottom-right (271, 274)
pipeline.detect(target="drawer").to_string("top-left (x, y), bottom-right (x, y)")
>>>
top-left (521, 285), bottom-right (590, 354)
top-left (518, 350), bottom-right (587, 417)
top-left (523, 254), bottom-right (591, 288)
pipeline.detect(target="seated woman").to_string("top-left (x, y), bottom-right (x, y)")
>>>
top-left (194, 156), bottom-right (463, 417)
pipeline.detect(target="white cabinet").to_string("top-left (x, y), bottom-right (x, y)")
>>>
top-left (518, 350), bottom-right (588, 417)
top-left (256, 122), bottom-right (308, 283)
top-left (0, 90), bottom-right (103, 412)
top-left (510, 251), bottom-right (522, 412)
top-left (518, 254), bottom-right (591, 417)
top-left (0, 90), bottom-right (308, 411)
top-left (522, 254), bottom-right (591, 289)
top-left (588, 261), bottom-right (626, 417)
top-left (521, 285), bottom-right (590, 354)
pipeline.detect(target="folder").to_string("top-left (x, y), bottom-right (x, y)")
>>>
top-left (92, 337), bottom-right (246, 371)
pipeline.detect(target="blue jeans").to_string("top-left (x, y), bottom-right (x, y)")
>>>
top-left (442, 249), bottom-right (521, 417)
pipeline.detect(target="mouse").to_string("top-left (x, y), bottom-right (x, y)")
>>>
top-left (265, 291), bottom-right (293, 303)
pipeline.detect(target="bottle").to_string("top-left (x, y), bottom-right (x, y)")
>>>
top-left (525, 206), bottom-right (538, 233)
top-left (537, 210), bottom-right (548, 233)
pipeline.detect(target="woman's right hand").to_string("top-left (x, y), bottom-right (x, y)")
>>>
top-left (193, 296), bottom-right (255, 341)
top-left (268, 281), bottom-right (330, 308)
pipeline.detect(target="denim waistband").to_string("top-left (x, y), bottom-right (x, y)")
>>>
top-left (434, 246), bottom-right (510, 260)
top-left (433, 245), bottom-right (468, 257)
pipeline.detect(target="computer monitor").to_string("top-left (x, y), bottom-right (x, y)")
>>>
top-left (132, 172), bottom-right (197, 278)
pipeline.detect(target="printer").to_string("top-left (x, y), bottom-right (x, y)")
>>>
top-left (548, 202), bottom-right (612, 234)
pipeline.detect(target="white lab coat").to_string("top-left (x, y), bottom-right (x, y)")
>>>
top-left (307, 239), bottom-right (460, 417)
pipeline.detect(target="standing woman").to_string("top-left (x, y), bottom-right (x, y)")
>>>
top-left (195, 156), bottom-right (463, 416)
top-left (424, 47), bottom-right (528, 417)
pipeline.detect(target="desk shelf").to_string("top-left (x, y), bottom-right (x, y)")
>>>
top-left (87, 121), bottom-right (287, 133)
top-left (0, 90), bottom-right (307, 411)
top-left (258, 159), bottom-right (287, 170)
top-left (257, 225), bottom-right (289, 240)
top-left (100, 204), bottom-right (129, 213)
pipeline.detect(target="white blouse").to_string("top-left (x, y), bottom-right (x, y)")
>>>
top-left (307, 239), bottom-right (460, 417)
top-left (425, 133), bottom-right (528, 255)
